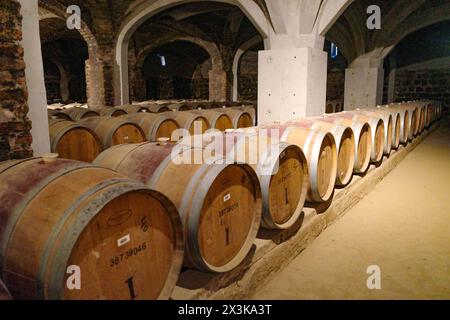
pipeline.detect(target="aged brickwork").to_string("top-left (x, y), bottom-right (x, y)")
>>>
top-left (0, 0), bottom-right (33, 161)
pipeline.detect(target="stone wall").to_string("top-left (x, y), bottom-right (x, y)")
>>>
top-left (0, 0), bottom-right (33, 161)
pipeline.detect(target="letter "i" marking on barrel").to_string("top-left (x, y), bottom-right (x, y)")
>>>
top-left (225, 228), bottom-right (230, 246)
top-left (126, 276), bottom-right (137, 300)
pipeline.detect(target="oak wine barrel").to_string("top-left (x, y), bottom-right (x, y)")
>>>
top-left (48, 118), bottom-right (102, 163)
top-left (168, 103), bottom-right (191, 112)
top-left (173, 112), bottom-right (210, 135)
top-left (220, 108), bottom-right (254, 128)
top-left (120, 105), bottom-right (152, 114)
top-left (260, 124), bottom-right (337, 203)
top-left (213, 130), bottom-right (309, 230)
top-left (60, 107), bottom-right (100, 121)
top-left (290, 118), bottom-right (355, 186)
top-left (94, 142), bottom-right (262, 273)
top-left (353, 109), bottom-right (393, 155)
top-left (333, 112), bottom-right (384, 163)
top-left (0, 157), bottom-right (184, 300)
top-left (78, 116), bottom-right (146, 149)
top-left (99, 107), bottom-right (128, 118)
top-left (385, 105), bottom-right (410, 144)
top-left (123, 113), bottom-right (180, 142)
top-left (190, 110), bottom-right (233, 131)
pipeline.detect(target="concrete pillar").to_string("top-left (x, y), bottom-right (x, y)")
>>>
top-left (344, 56), bottom-right (384, 110)
top-left (209, 68), bottom-right (227, 102)
top-left (258, 35), bottom-right (327, 124)
top-left (19, 0), bottom-right (50, 156)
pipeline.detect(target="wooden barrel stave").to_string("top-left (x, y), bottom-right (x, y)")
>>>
top-left (122, 113), bottom-right (180, 142)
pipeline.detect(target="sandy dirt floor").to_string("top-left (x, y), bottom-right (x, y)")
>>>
top-left (252, 120), bottom-right (450, 300)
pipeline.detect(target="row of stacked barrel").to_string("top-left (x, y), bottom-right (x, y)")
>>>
top-left (0, 100), bottom-right (441, 300)
top-left (47, 102), bottom-right (256, 163)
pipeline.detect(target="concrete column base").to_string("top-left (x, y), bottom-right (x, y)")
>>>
top-left (344, 66), bottom-right (384, 110)
top-left (257, 47), bottom-right (327, 125)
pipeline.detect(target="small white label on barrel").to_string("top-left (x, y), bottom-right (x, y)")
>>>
top-left (117, 234), bottom-right (131, 247)
top-left (280, 151), bottom-right (286, 159)
top-left (223, 193), bottom-right (231, 202)
top-left (124, 136), bottom-right (129, 140)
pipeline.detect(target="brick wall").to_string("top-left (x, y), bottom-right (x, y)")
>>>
top-left (0, 0), bottom-right (33, 161)
top-left (392, 69), bottom-right (450, 108)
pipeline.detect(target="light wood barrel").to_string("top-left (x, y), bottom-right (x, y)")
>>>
top-left (48, 119), bottom-right (102, 162)
top-left (99, 107), bottom-right (128, 118)
top-left (49, 110), bottom-right (72, 121)
top-left (404, 104), bottom-right (420, 137)
top-left (60, 107), bottom-right (100, 121)
top-left (190, 110), bottom-right (233, 131)
top-left (0, 279), bottom-right (11, 300)
top-left (0, 157), bottom-right (184, 300)
top-left (168, 103), bottom-right (191, 112)
top-left (202, 130), bottom-right (308, 230)
top-left (79, 116), bottom-right (146, 149)
top-left (333, 112), bottom-right (384, 163)
top-left (220, 108), bottom-right (254, 128)
top-left (173, 112), bottom-right (210, 135)
top-left (261, 124), bottom-right (337, 202)
top-left (123, 113), bottom-right (180, 142)
top-left (94, 142), bottom-right (262, 273)
top-left (386, 105), bottom-right (410, 144)
top-left (315, 116), bottom-right (372, 174)
top-left (353, 109), bottom-right (393, 155)
top-left (292, 118), bottom-right (355, 186)
top-left (232, 105), bottom-right (257, 126)
top-left (120, 105), bottom-right (152, 114)
top-left (147, 104), bottom-right (171, 113)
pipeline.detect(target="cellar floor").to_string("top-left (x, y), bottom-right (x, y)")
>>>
top-left (252, 120), bottom-right (450, 300)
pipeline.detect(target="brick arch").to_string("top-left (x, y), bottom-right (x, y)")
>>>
top-left (132, 36), bottom-right (223, 101)
top-left (38, 0), bottom-right (105, 108)
top-left (114, 0), bottom-right (270, 105)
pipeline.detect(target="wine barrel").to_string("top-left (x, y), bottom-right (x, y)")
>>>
top-left (123, 113), bottom-right (180, 142)
top-left (260, 124), bottom-right (337, 202)
top-left (425, 103), bottom-right (434, 128)
top-left (315, 116), bottom-right (372, 174)
top-left (199, 130), bottom-right (308, 230)
top-left (220, 108), bottom-right (254, 128)
top-left (173, 112), bottom-right (210, 135)
top-left (79, 116), bottom-right (146, 149)
top-left (289, 118), bottom-right (355, 186)
top-left (120, 105), bottom-right (152, 114)
top-left (190, 110), bottom-right (233, 131)
top-left (353, 109), bottom-right (393, 155)
top-left (385, 105), bottom-right (410, 144)
top-left (48, 118), bottom-right (102, 162)
top-left (99, 107), bottom-right (128, 118)
top-left (168, 103), bottom-right (191, 112)
top-left (49, 110), bottom-right (72, 121)
top-left (333, 112), bottom-right (384, 163)
top-left (60, 107), bottom-right (100, 121)
top-left (146, 104), bottom-right (171, 113)
top-left (0, 156), bottom-right (184, 300)
top-left (0, 279), bottom-right (11, 300)
top-left (94, 142), bottom-right (262, 273)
